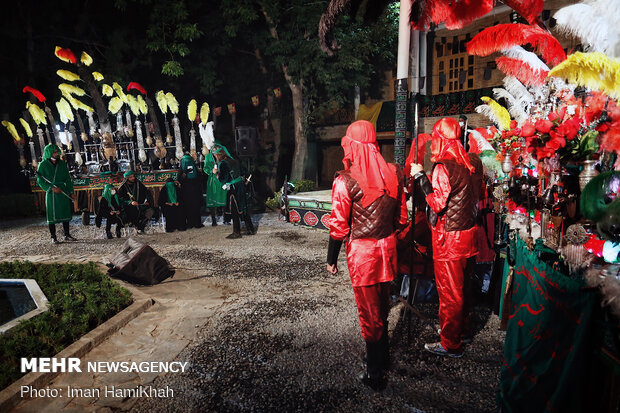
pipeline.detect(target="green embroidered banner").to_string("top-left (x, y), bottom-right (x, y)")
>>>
top-left (499, 237), bottom-right (596, 413)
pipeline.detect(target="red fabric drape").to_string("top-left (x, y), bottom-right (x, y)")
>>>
top-left (431, 117), bottom-right (475, 173)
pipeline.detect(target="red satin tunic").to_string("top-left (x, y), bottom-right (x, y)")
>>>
top-left (329, 175), bottom-right (408, 287)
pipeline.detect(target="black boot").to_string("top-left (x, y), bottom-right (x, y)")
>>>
top-left (116, 226), bottom-right (122, 238)
top-left (380, 323), bottom-right (390, 370)
top-left (106, 231), bottom-right (114, 239)
top-left (359, 341), bottom-right (385, 390)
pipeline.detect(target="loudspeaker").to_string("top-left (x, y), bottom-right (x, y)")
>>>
top-left (235, 127), bottom-right (258, 157)
top-left (107, 238), bottom-right (174, 285)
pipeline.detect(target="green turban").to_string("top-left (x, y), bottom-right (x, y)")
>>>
top-left (123, 170), bottom-right (135, 178)
top-left (42, 144), bottom-right (61, 162)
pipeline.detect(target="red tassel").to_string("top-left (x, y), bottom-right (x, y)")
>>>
top-left (55, 47), bottom-right (77, 64)
top-left (22, 86), bottom-right (46, 103)
top-left (503, 0), bottom-right (544, 25)
top-left (466, 24), bottom-right (530, 56)
top-left (496, 56), bottom-right (548, 86)
top-left (523, 26), bottom-right (567, 66)
top-left (127, 82), bottom-right (147, 95)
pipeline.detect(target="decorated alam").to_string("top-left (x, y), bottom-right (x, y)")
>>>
top-left (1, 0), bottom-right (620, 412)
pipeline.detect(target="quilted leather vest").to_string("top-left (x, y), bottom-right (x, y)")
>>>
top-left (337, 166), bottom-right (402, 240)
top-left (431, 160), bottom-right (476, 232)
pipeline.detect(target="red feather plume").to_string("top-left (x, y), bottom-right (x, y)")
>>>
top-left (503, 0), bottom-right (544, 25)
top-left (127, 82), bottom-right (147, 95)
top-left (467, 24), bottom-right (566, 66)
top-left (22, 86), bottom-right (46, 103)
top-left (55, 47), bottom-right (77, 64)
top-left (496, 56), bottom-right (548, 86)
top-left (411, 0), bottom-right (494, 30)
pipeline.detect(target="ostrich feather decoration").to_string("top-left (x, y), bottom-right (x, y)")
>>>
top-left (136, 95), bottom-right (148, 115)
top-left (187, 99), bottom-right (197, 122)
top-left (548, 52), bottom-right (620, 98)
top-left (56, 69), bottom-right (81, 82)
top-left (108, 97), bottom-right (124, 114)
top-left (26, 102), bottom-right (47, 125)
top-left (101, 84), bottom-right (113, 97)
top-left (492, 88), bottom-right (528, 124)
top-left (54, 46), bottom-right (77, 64)
top-left (19, 118), bottom-right (33, 138)
top-left (165, 92), bottom-right (179, 114)
top-left (112, 82), bottom-right (128, 103)
top-left (80, 51), bottom-right (93, 66)
top-left (503, 76), bottom-right (535, 107)
top-left (476, 97), bottom-right (512, 131)
top-left (127, 82), bottom-right (147, 95)
top-left (22, 86), bottom-right (46, 103)
top-left (127, 94), bottom-right (140, 116)
top-left (92, 72), bottom-right (104, 81)
top-left (554, 3), bottom-right (619, 58)
top-left (497, 57), bottom-right (548, 86)
top-left (62, 92), bottom-right (93, 113)
top-left (56, 98), bottom-right (74, 123)
top-left (58, 83), bottom-right (86, 96)
top-left (2, 121), bottom-right (21, 142)
top-left (155, 91), bottom-right (168, 114)
top-left (502, 0), bottom-right (544, 25)
top-left (200, 102), bottom-right (210, 125)
top-left (413, 0), bottom-right (494, 31)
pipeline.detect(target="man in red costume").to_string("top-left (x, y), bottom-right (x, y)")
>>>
top-left (409, 117), bottom-right (481, 358)
top-left (326, 120), bottom-right (408, 388)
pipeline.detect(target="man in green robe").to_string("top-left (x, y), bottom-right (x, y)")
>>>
top-left (36, 144), bottom-right (76, 244)
top-left (204, 144), bottom-right (228, 225)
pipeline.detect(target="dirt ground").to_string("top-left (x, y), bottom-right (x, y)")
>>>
top-left (0, 213), bottom-right (505, 412)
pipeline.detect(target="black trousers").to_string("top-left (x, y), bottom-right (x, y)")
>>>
top-left (231, 207), bottom-right (255, 235)
top-left (105, 215), bottom-right (123, 232)
top-left (49, 221), bottom-right (70, 239)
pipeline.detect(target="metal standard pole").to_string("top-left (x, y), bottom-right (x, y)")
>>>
top-left (394, 0), bottom-right (412, 167)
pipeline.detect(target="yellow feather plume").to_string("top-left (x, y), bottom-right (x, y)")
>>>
top-left (2, 120), bottom-right (21, 142)
top-left (187, 99), bottom-right (197, 122)
top-left (548, 52), bottom-right (620, 98)
top-left (19, 118), bottom-right (33, 138)
top-left (478, 97), bottom-right (512, 131)
top-left (80, 51), bottom-right (93, 66)
top-left (108, 96), bottom-right (123, 114)
top-left (155, 90), bottom-right (168, 114)
top-left (92, 72), bottom-right (104, 81)
top-left (58, 83), bottom-right (86, 96)
top-left (165, 92), bottom-right (179, 114)
top-left (56, 69), bottom-right (80, 82)
top-left (112, 82), bottom-right (128, 104)
top-left (102, 84), bottom-right (113, 97)
top-left (137, 95), bottom-right (148, 115)
top-left (200, 102), bottom-right (210, 125)
top-left (62, 92), bottom-right (94, 113)
top-left (26, 101), bottom-right (47, 125)
top-left (56, 98), bottom-right (74, 123)
top-left (127, 94), bottom-right (140, 116)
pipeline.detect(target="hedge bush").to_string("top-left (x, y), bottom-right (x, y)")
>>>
top-left (0, 261), bottom-right (132, 390)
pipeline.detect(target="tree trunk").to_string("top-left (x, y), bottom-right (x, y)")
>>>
top-left (76, 64), bottom-right (112, 134)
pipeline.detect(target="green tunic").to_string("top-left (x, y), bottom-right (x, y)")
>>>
top-left (204, 148), bottom-right (227, 208)
top-left (37, 144), bottom-right (74, 224)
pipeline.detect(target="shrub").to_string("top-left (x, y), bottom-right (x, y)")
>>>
top-left (0, 261), bottom-right (132, 390)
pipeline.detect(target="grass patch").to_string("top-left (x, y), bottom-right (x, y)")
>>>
top-left (0, 261), bottom-right (132, 390)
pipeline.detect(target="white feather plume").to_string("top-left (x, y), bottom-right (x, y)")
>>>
top-left (554, 3), bottom-right (620, 57)
top-left (591, 0), bottom-right (620, 27)
top-left (468, 129), bottom-right (495, 152)
top-left (502, 76), bottom-right (535, 108)
top-left (493, 88), bottom-right (528, 125)
top-left (475, 103), bottom-right (507, 130)
top-left (502, 46), bottom-right (550, 72)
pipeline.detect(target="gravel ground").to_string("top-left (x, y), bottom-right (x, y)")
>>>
top-left (0, 213), bottom-right (505, 412)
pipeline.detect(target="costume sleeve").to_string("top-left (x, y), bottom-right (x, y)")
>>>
top-left (117, 185), bottom-right (131, 205)
top-left (217, 161), bottom-right (231, 184)
top-left (36, 163), bottom-right (52, 192)
top-left (329, 175), bottom-right (351, 241)
top-left (425, 164), bottom-right (451, 213)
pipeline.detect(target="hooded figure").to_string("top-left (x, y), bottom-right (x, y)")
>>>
top-left (96, 183), bottom-right (123, 238)
top-left (117, 170), bottom-right (155, 232)
top-left (158, 177), bottom-right (185, 232)
top-left (178, 154), bottom-right (204, 228)
top-left (326, 120), bottom-right (408, 389)
top-left (37, 144), bottom-right (75, 243)
top-left (410, 117), bottom-right (482, 358)
top-left (203, 131), bottom-right (228, 226)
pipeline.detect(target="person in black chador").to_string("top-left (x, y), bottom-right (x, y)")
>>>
top-left (213, 148), bottom-right (255, 238)
top-left (178, 154), bottom-right (204, 229)
top-left (158, 178), bottom-right (186, 232)
top-left (96, 183), bottom-right (124, 239)
top-left (117, 170), bottom-right (155, 232)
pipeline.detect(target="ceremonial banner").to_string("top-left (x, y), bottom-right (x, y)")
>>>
top-left (499, 237), bottom-right (596, 413)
